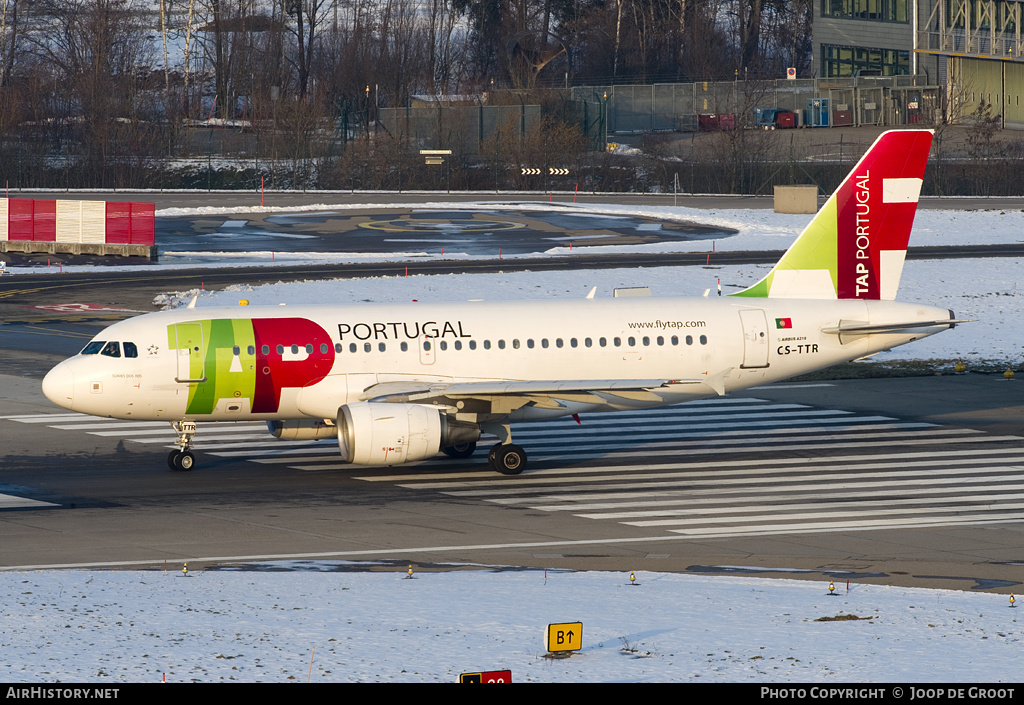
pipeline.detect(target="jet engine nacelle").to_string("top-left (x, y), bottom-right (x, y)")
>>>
top-left (337, 402), bottom-right (479, 465)
top-left (267, 419), bottom-right (336, 440)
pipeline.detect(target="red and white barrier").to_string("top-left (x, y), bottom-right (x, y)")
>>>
top-left (0, 198), bottom-right (155, 258)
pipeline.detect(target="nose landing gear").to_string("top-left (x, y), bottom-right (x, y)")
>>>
top-left (168, 420), bottom-right (197, 471)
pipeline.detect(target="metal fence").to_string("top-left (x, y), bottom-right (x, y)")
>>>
top-left (572, 77), bottom-right (941, 133)
top-left (379, 104), bottom-right (543, 153)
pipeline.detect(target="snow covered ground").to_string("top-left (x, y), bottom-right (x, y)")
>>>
top-left (2, 563), bottom-right (1022, 683)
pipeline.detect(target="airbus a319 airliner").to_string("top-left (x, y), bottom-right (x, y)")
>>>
top-left (42, 129), bottom-right (958, 474)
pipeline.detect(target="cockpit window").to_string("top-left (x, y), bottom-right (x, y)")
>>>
top-left (81, 341), bottom-right (105, 355)
top-left (100, 341), bottom-right (121, 358)
top-left (123, 342), bottom-right (138, 358)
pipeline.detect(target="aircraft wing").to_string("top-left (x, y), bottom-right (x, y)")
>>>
top-left (359, 374), bottom-right (729, 416)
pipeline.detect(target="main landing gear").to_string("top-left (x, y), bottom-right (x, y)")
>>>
top-left (480, 422), bottom-right (528, 475)
top-left (442, 441), bottom-right (477, 459)
top-left (168, 420), bottom-right (197, 471)
top-left (441, 439), bottom-right (527, 474)
top-left (488, 443), bottom-right (527, 475)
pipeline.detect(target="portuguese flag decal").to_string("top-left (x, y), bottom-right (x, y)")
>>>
top-left (775, 318), bottom-right (793, 329)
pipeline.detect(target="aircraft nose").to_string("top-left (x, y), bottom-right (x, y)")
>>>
top-left (42, 361), bottom-right (75, 410)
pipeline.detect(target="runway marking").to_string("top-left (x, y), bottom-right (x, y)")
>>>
top-left (0, 493), bottom-right (58, 509)
top-left (5, 399), bottom-right (1024, 540)
top-left (555, 480), bottom-right (1024, 514)
top-left (0, 287), bottom-right (45, 300)
top-left (7, 518), bottom-right (1024, 573)
top-left (602, 489), bottom-right (1024, 521)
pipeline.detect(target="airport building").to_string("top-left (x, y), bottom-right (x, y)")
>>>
top-left (814, 0), bottom-right (1024, 127)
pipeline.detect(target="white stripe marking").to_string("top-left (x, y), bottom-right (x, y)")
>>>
top-left (0, 494), bottom-right (58, 509)
top-left (882, 177), bottom-right (923, 203)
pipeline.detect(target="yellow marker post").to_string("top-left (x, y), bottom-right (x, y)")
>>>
top-left (546, 622), bottom-right (583, 654)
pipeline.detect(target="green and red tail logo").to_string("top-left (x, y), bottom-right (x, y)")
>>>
top-left (733, 129), bottom-right (932, 301)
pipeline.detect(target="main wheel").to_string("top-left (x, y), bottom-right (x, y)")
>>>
top-left (490, 444), bottom-right (527, 475)
top-left (442, 441), bottom-right (477, 459)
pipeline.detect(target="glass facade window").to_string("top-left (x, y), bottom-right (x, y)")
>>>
top-left (822, 0), bottom-right (907, 22)
top-left (822, 44), bottom-right (909, 77)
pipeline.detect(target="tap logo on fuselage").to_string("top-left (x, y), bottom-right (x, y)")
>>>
top-left (169, 317), bottom-right (335, 415)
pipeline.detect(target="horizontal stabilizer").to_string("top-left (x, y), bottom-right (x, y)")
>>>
top-left (822, 319), bottom-right (963, 335)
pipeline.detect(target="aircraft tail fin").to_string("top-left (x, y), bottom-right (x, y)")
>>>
top-left (732, 129), bottom-right (932, 301)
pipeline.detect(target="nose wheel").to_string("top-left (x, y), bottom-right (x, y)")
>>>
top-left (168, 420), bottom-right (197, 471)
top-left (167, 450), bottom-right (196, 471)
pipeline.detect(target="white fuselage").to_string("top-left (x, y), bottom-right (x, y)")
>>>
top-left (42, 295), bottom-right (953, 424)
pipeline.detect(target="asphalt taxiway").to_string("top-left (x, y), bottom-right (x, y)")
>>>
top-left (1, 371), bottom-right (1023, 592)
top-left (0, 197), bottom-right (1022, 591)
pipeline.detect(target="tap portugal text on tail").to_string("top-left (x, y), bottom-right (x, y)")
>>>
top-left (42, 129), bottom-right (959, 475)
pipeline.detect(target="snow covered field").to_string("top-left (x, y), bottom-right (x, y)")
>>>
top-left (2, 563), bottom-right (1022, 683)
